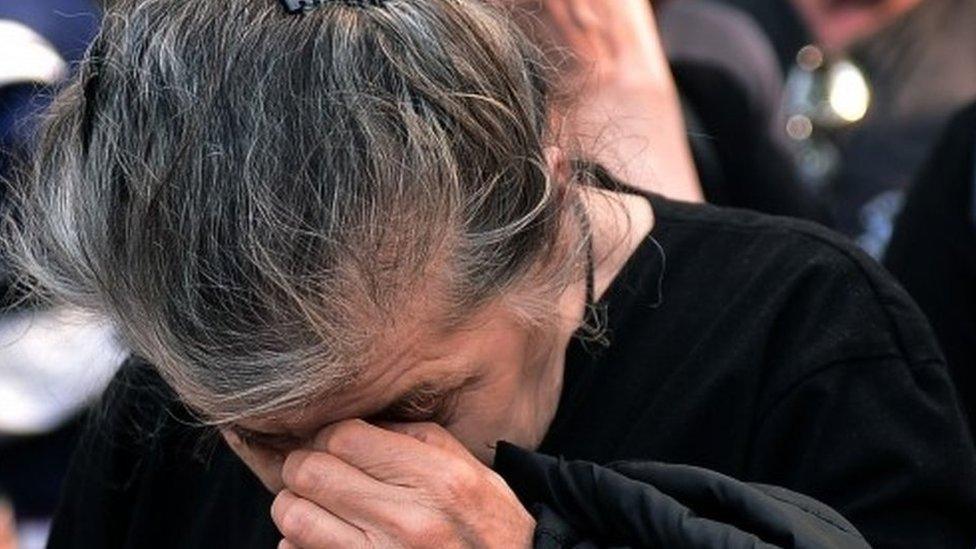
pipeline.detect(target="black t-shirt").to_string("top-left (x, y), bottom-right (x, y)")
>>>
top-left (885, 101), bottom-right (976, 439)
top-left (48, 193), bottom-right (976, 548)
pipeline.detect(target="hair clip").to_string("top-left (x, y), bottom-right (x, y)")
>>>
top-left (279, 0), bottom-right (383, 14)
top-left (279, 0), bottom-right (324, 13)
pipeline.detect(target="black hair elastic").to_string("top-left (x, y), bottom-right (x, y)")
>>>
top-left (279, 0), bottom-right (383, 13)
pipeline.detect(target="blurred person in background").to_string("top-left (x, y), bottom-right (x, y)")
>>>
top-left (799, 0), bottom-right (976, 255)
top-left (781, 0), bottom-right (976, 441)
top-left (0, 2), bottom-right (124, 548)
top-left (7, 0), bottom-right (975, 547)
top-left (717, 0), bottom-right (976, 441)
top-left (731, 0), bottom-right (976, 255)
top-left (657, 0), bottom-right (832, 223)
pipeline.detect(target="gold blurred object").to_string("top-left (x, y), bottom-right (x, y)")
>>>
top-left (782, 44), bottom-right (872, 189)
top-left (0, 19), bottom-right (67, 87)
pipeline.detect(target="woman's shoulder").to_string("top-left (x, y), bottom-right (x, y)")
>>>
top-left (650, 193), bottom-right (902, 291)
top-left (55, 357), bottom-right (216, 500)
top-left (89, 357), bottom-right (195, 449)
top-left (638, 194), bottom-right (944, 368)
top-left (650, 192), bottom-right (851, 250)
top-left (48, 358), bottom-right (276, 547)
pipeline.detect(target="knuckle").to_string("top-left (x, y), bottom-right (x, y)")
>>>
top-left (319, 419), bottom-right (367, 455)
top-left (281, 452), bottom-right (328, 494)
top-left (394, 511), bottom-right (452, 545)
top-left (271, 494), bottom-right (308, 541)
top-left (279, 508), bottom-right (309, 541)
top-left (435, 462), bottom-right (480, 500)
top-left (280, 451), bottom-right (308, 490)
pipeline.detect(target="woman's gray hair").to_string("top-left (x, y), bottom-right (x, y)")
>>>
top-left (4, 0), bottom-right (587, 422)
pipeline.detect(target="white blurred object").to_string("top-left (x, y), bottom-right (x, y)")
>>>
top-left (0, 308), bottom-right (125, 435)
top-left (856, 189), bottom-right (905, 259)
top-left (16, 519), bottom-right (50, 549)
top-left (0, 19), bottom-right (66, 88)
top-left (0, 20), bottom-right (121, 437)
top-left (828, 60), bottom-right (871, 123)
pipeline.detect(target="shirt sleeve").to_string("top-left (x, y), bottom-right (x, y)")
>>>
top-left (746, 356), bottom-right (976, 549)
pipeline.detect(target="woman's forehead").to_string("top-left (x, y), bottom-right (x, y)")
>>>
top-left (232, 357), bottom-right (480, 438)
top-left (231, 304), bottom-right (524, 435)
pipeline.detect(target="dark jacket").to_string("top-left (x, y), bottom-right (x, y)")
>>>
top-left (495, 442), bottom-right (869, 548)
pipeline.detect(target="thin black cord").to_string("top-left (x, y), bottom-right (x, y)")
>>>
top-left (572, 196), bottom-right (609, 347)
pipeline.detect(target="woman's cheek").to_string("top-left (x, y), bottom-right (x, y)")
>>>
top-left (443, 396), bottom-right (524, 465)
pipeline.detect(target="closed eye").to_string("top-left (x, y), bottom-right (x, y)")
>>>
top-left (371, 382), bottom-right (464, 424)
top-left (229, 375), bottom-right (477, 450)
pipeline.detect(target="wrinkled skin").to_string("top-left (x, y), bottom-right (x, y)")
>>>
top-left (268, 420), bottom-right (536, 549)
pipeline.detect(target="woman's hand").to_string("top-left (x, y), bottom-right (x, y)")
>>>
top-left (501, 0), bottom-right (671, 94)
top-left (270, 419), bottom-right (535, 548)
top-left (498, 0), bottom-right (703, 202)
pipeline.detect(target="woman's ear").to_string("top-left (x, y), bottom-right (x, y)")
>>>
top-left (544, 145), bottom-right (570, 182)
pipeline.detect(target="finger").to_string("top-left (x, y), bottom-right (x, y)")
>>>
top-left (310, 420), bottom-right (487, 498)
top-left (278, 539), bottom-right (299, 549)
top-left (271, 490), bottom-right (368, 549)
top-left (309, 419), bottom-right (438, 480)
top-left (281, 449), bottom-right (410, 528)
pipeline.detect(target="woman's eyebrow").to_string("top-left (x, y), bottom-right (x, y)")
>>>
top-left (230, 372), bottom-right (481, 442)
top-left (383, 383), bottom-right (453, 413)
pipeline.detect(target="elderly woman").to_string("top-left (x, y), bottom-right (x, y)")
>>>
top-left (7, 0), bottom-right (976, 547)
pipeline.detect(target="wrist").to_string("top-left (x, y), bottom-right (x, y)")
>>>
top-left (556, 79), bottom-right (680, 143)
top-left (559, 63), bottom-right (678, 111)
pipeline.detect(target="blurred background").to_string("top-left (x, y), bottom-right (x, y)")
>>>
top-left (0, 0), bottom-right (973, 547)
top-left (0, 2), bottom-right (125, 548)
